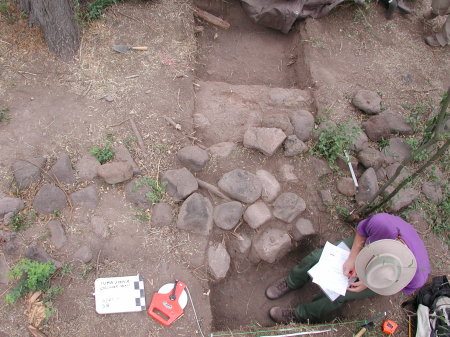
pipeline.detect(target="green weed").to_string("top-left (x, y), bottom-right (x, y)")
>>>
top-left (335, 205), bottom-right (350, 219)
top-left (405, 137), bottom-right (430, 162)
top-left (402, 102), bottom-right (433, 132)
top-left (86, 0), bottom-right (128, 20)
top-left (7, 211), bottom-right (35, 232)
top-left (134, 177), bottom-right (167, 204)
top-left (0, 106), bottom-right (10, 122)
top-left (311, 123), bottom-right (361, 166)
top-left (6, 259), bottom-right (56, 304)
top-left (90, 143), bottom-right (114, 164)
top-left (0, 0), bottom-right (17, 24)
top-left (135, 209), bottom-right (150, 223)
top-left (80, 263), bottom-right (94, 278)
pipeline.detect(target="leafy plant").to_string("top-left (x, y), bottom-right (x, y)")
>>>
top-left (135, 209), bottom-right (150, 223)
top-left (134, 177), bottom-right (167, 204)
top-left (405, 137), bottom-right (430, 162)
top-left (6, 259), bottom-right (56, 304)
top-left (311, 123), bottom-right (361, 166)
top-left (90, 143), bottom-right (114, 164)
top-left (7, 211), bottom-right (35, 232)
top-left (402, 101), bottom-right (433, 132)
top-left (0, 106), bottom-right (10, 122)
top-left (0, 0), bottom-right (17, 24)
top-left (86, 0), bottom-right (128, 20)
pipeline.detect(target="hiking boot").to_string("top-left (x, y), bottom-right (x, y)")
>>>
top-left (265, 278), bottom-right (292, 300)
top-left (425, 35), bottom-right (442, 47)
top-left (269, 307), bottom-right (296, 324)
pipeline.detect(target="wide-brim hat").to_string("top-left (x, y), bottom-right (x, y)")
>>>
top-left (355, 239), bottom-right (417, 296)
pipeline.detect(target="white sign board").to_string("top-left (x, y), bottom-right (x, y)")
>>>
top-left (94, 274), bottom-right (146, 314)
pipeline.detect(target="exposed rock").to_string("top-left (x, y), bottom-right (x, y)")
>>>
top-left (256, 170), bottom-right (281, 203)
top-left (0, 197), bottom-right (24, 217)
top-left (0, 230), bottom-right (19, 255)
top-left (252, 228), bottom-right (292, 263)
top-left (356, 168), bottom-right (379, 205)
top-left (289, 110), bottom-right (315, 141)
top-left (125, 178), bottom-right (153, 209)
top-left (358, 148), bottom-right (385, 170)
top-left (162, 167), bottom-right (198, 202)
top-left (319, 189), bottom-right (333, 206)
top-left (12, 157), bottom-right (47, 190)
top-left (151, 202), bottom-right (173, 227)
top-left (227, 233), bottom-right (252, 257)
top-left (25, 244), bottom-right (61, 267)
top-left (337, 177), bottom-right (357, 196)
top-left (91, 216), bottom-right (108, 238)
top-left (47, 220), bottom-right (67, 249)
top-left (283, 135), bottom-right (307, 156)
top-left (310, 157), bottom-right (332, 178)
top-left (177, 193), bottom-right (213, 236)
top-left (352, 90), bottom-right (382, 114)
top-left (70, 185), bottom-right (98, 210)
top-left (193, 113), bottom-right (210, 128)
top-left (244, 201), bottom-right (271, 229)
top-left (213, 201), bottom-right (243, 230)
top-left (262, 113), bottom-right (294, 135)
top-left (422, 182), bottom-right (443, 204)
top-left (48, 153), bottom-right (76, 184)
top-left (376, 167), bottom-right (387, 181)
top-left (0, 254), bottom-right (8, 284)
top-left (76, 153), bottom-right (100, 180)
top-left (114, 144), bottom-right (141, 174)
top-left (386, 163), bottom-right (410, 184)
top-left (208, 243), bottom-right (230, 280)
top-left (382, 110), bottom-right (413, 135)
top-left (273, 193), bottom-right (306, 223)
top-left (2, 212), bottom-right (13, 226)
top-left (73, 246), bottom-right (93, 263)
top-left (383, 138), bottom-right (412, 164)
top-left (279, 164), bottom-right (298, 182)
top-left (389, 188), bottom-right (420, 212)
top-left (292, 218), bottom-right (315, 241)
top-left (426, 166), bottom-right (446, 185)
top-left (405, 210), bottom-right (429, 233)
top-left (97, 161), bottom-right (133, 184)
top-left (177, 146), bottom-right (209, 172)
top-left (243, 127), bottom-right (287, 156)
top-left (350, 131), bottom-right (369, 152)
top-left (33, 184), bottom-right (66, 214)
top-left (207, 142), bottom-right (236, 158)
top-left (218, 169), bottom-right (262, 203)
top-left (362, 115), bottom-right (391, 142)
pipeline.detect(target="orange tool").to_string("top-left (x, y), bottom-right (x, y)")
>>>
top-left (148, 280), bottom-right (187, 326)
top-left (382, 320), bottom-right (398, 335)
top-left (355, 312), bottom-right (387, 337)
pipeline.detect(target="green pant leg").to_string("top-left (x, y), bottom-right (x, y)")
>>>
top-left (286, 237), bottom-right (355, 290)
top-left (294, 287), bottom-right (377, 322)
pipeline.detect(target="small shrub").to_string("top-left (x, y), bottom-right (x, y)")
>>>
top-left (311, 123), bottom-right (361, 166)
top-left (134, 177), bottom-right (167, 204)
top-left (0, 106), bottom-right (10, 122)
top-left (6, 259), bottom-right (56, 304)
top-left (86, 0), bottom-right (128, 20)
top-left (135, 209), bottom-right (150, 223)
top-left (7, 211), bottom-right (35, 232)
top-left (90, 143), bottom-right (114, 164)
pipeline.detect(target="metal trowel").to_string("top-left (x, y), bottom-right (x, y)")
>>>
top-left (112, 45), bottom-right (148, 53)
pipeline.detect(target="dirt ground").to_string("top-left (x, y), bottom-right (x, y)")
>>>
top-left (0, 0), bottom-right (449, 336)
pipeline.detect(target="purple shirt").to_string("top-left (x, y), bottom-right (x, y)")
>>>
top-left (357, 213), bottom-right (430, 295)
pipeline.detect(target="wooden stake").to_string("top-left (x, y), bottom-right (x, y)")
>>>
top-left (197, 179), bottom-right (231, 201)
top-left (130, 118), bottom-right (146, 153)
top-left (194, 7), bottom-right (230, 29)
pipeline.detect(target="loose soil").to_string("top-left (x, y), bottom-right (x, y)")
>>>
top-left (0, 0), bottom-right (449, 336)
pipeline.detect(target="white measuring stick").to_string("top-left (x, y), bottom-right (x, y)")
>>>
top-left (260, 328), bottom-right (334, 337)
top-left (344, 151), bottom-right (358, 188)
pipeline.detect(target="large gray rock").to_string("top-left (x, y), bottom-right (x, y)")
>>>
top-left (244, 201), bottom-right (271, 229)
top-left (310, 158), bottom-right (332, 178)
top-left (162, 167), bottom-right (198, 202)
top-left (73, 246), bottom-right (93, 263)
top-left (337, 177), bottom-right (357, 197)
top-left (386, 163), bottom-right (410, 184)
top-left (389, 188), bottom-right (420, 212)
top-left (207, 142), bottom-right (236, 158)
top-left (47, 220), bottom-right (67, 249)
top-left (273, 193), bottom-right (306, 223)
top-left (422, 182), bottom-right (443, 204)
top-left (253, 228), bottom-right (292, 263)
top-left (319, 189), bottom-right (333, 206)
top-left (208, 243), bottom-right (230, 280)
top-left (76, 153), bottom-right (101, 180)
top-left (362, 115), bottom-right (391, 142)
top-left (48, 153), bottom-right (76, 184)
top-left (352, 90), bottom-right (382, 114)
top-left (177, 193), bottom-right (213, 236)
top-left (283, 135), bottom-right (308, 157)
top-left (243, 127), bottom-right (287, 156)
top-left (177, 146), bottom-right (209, 172)
top-left (292, 218), bottom-right (315, 241)
top-left (218, 169), bottom-right (262, 204)
top-left (350, 131), bottom-right (369, 152)
top-left (114, 144), bottom-right (141, 174)
top-left (256, 170), bottom-right (281, 203)
top-left (262, 113), bottom-right (294, 135)
top-left (0, 197), bottom-right (24, 217)
top-left (384, 138), bottom-right (412, 164)
top-left (356, 168), bottom-right (379, 204)
top-left (358, 148), bottom-right (385, 170)
top-left (12, 157), bottom-right (47, 190)
top-left (151, 202), bottom-right (173, 227)
top-left (125, 178), bottom-right (153, 209)
top-left (213, 201), bottom-right (243, 230)
top-left (382, 110), bottom-right (413, 135)
top-left (289, 110), bottom-right (315, 141)
top-left (97, 161), bottom-right (133, 184)
top-left (91, 216), bottom-right (108, 238)
top-left (33, 184), bottom-right (66, 214)
top-left (70, 185), bottom-right (98, 210)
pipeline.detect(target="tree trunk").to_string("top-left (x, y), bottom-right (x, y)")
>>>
top-left (13, 0), bottom-right (79, 61)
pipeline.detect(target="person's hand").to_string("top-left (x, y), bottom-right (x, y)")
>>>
top-left (347, 279), bottom-right (368, 293)
top-left (342, 256), bottom-right (356, 278)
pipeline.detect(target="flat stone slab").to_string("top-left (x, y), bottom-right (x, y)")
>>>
top-left (47, 220), bottom-right (67, 249)
top-left (356, 168), bottom-right (379, 204)
top-left (76, 153), bottom-right (101, 180)
top-left (252, 228), bottom-right (292, 263)
top-left (389, 188), bottom-right (420, 212)
top-left (289, 110), bottom-right (315, 141)
top-left (243, 201), bottom-right (271, 229)
top-left (218, 169), bottom-right (262, 204)
top-left (292, 218), bottom-right (315, 241)
top-left (194, 81), bottom-right (312, 144)
top-left (208, 243), bottom-right (230, 280)
top-left (49, 153), bottom-right (76, 184)
top-left (33, 183), bottom-right (66, 214)
top-left (256, 170), bottom-right (281, 203)
top-left (0, 197), bottom-right (24, 217)
top-left (384, 138), bottom-right (412, 164)
top-left (352, 90), bottom-right (381, 114)
top-left (162, 167), bottom-right (198, 202)
top-left (273, 192), bottom-right (306, 223)
top-left (243, 127), bottom-right (286, 156)
top-left (12, 157), bottom-right (47, 190)
top-left (176, 193), bottom-right (213, 236)
top-left (358, 148), bottom-right (385, 170)
top-left (91, 216), bottom-right (108, 238)
top-left (337, 177), bottom-right (357, 196)
top-left (97, 161), bottom-right (133, 184)
top-left (207, 142), bottom-right (236, 158)
top-left (213, 201), bottom-right (243, 230)
top-left (74, 246), bottom-right (93, 263)
top-left (177, 146), bottom-right (209, 172)
top-left (70, 185), bottom-right (98, 210)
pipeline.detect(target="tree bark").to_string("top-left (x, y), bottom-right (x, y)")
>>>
top-left (13, 0), bottom-right (80, 61)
